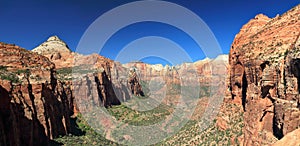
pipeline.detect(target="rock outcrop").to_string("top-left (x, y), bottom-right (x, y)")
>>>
top-left (0, 43), bottom-right (74, 145)
top-left (32, 36), bottom-right (71, 54)
top-left (32, 36), bottom-right (75, 68)
top-left (71, 54), bottom-right (123, 108)
top-left (0, 41), bottom-right (127, 145)
top-left (32, 36), bottom-right (124, 108)
top-left (272, 128), bottom-right (300, 146)
top-left (127, 68), bottom-right (144, 96)
top-left (123, 55), bottom-right (228, 86)
top-left (228, 4), bottom-right (300, 145)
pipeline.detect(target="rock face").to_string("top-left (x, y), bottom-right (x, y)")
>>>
top-left (32, 35), bottom-right (71, 55)
top-left (123, 55), bottom-right (228, 86)
top-left (71, 55), bottom-right (122, 109)
top-left (32, 36), bottom-right (124, 108)
top-left (229, 4), bottom-right (300, 145)
top-left (0, 43), bottom-right (74, 145)
top-left (32, 36), bottom-right (75, 68)
top-left (127, 68), bottom-right (144, 96)
top-left (0, 41), bottom-right (126, 145)
top-left (272, 128), bottom-right (300, 146)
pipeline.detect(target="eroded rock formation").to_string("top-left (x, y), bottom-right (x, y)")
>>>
top-left (32, 36), bottom-right (124, 109)
top-left (127, 68), bottom-right (144, 96)
top-left (228, 4), bottom-right (300, 145)
top-left (0, 43), bottom-right (74, 145)
top-left (32, 36), bottom-right (76, 68)
top-left (0, 40), bottom-right (128, 145)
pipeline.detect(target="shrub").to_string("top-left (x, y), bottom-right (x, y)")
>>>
top-left (0, 65), bottom-right (7, 71)
top-left (0, 74), bottom-right (19, 83)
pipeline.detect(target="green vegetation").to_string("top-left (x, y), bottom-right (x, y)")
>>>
top-left (57, 67), bottom-right (73, 75)
top-left (0, 74), bottom-right (19, 83)
top-left (107, 103), bottom-right (172, 126)
top-left (54, 101), bottom-right (244, 146)
top-left (16, 69), bottom-right (29, 75)
top-left (57, 65), bottom-right (100, 75)
top-left (54, 79), bottom-right (243, 145)
top-left (0, 65), bottom-right (8, 71)
top-left (54, 114), bottom-right (119, 146)
top-left (0, 66), bottom-right (21, 83)
top-left (158, 103), bottom-right (244, 145)
top-left (56, 65), bottom-right (103, 80)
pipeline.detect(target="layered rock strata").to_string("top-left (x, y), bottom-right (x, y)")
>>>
top-left (0, 43), bottom-right (74, 145)
top-left (228, 4), bottom-right (300, 145)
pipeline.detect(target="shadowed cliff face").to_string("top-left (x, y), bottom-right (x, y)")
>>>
top-left (228, 4), bottom-right (300, 145)
top-left (0, 42), bottom-right (126, 145)
top-left (0, 43), bottom-right (73, 145)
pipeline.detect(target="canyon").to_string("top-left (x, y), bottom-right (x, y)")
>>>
top-left (0, 4), bottom-right (299, 145)
top-left (0, 36), bottom-right (227, 145)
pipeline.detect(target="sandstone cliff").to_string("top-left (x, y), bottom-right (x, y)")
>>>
top-left (123, 55), bottom-right (228, 85)
top-left (0, 43), bottom-right (74, 145)
top-left (0, 40), bottom-right (128, 145)
top-left (32, 36), bottom-right (76, 68)
top-left (32, 36), bottom-right (124, 108)
top-left (229, 4), bottom-right (300, 145)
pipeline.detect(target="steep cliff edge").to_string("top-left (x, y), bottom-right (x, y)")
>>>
top-left (229, 4), bottom-right (300, 145)
top-left (32, 36), bottom-right (123, 108)
top-left (0, 40), bottom-right (127, 145)
top-left (0, 43), bottom-right (74, 145)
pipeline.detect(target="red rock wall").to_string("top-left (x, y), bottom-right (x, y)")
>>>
top-left (228, 5), bottom-right (300, 145)
top-left (0, 43), bottom-right (74, 145)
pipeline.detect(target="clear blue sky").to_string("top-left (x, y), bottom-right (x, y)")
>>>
top-left (0, 0), bottom-right (299, 65)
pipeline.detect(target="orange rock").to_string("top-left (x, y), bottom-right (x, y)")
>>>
top-left (0, 43), bottom-right (74, 145)
top-left (216, 117), bottom-right (228, 130)
top-left (272, 128), bottom-right (300, 146)
top-left (228, 4), bottom-right (300, 145)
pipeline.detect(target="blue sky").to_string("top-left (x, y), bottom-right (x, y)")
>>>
top-left (0, 0), bottom-right (299, 65)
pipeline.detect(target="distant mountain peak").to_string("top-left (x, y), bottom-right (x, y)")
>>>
top-left (47, 35), bottom-right (61, 41)
top-left (32, 35), bottom-right (71, 55)
top-left (214, 54), bottom-right (228, 61)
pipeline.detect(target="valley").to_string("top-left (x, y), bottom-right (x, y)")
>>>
top-left (0, 3), bottom-right (299, 146)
